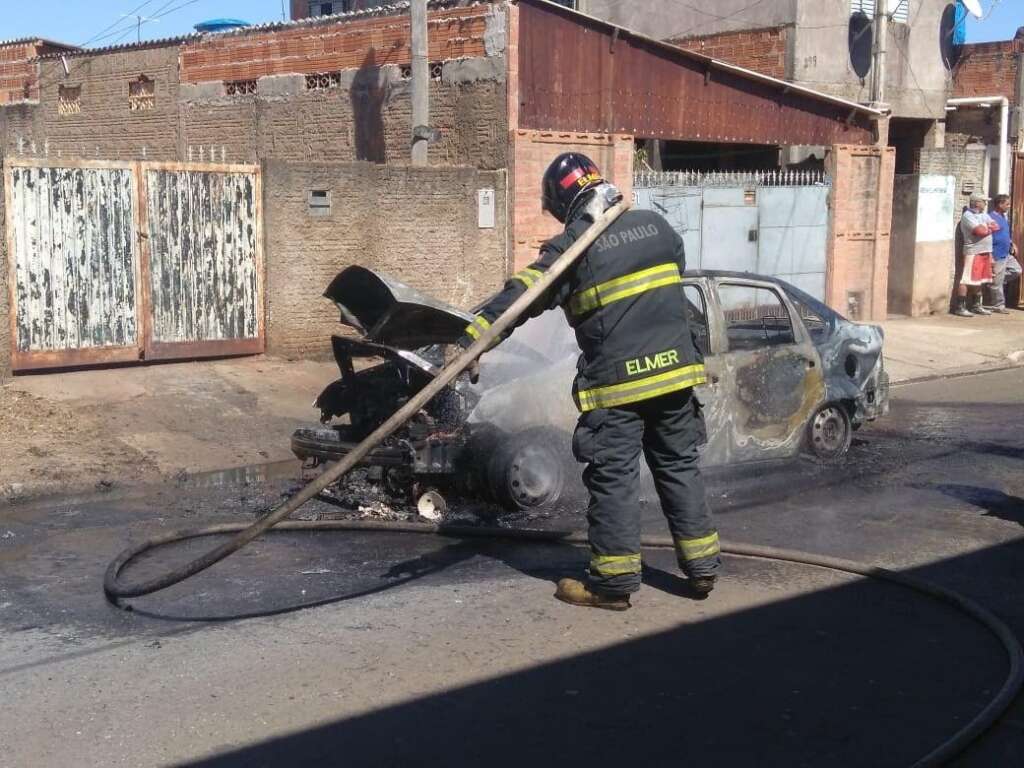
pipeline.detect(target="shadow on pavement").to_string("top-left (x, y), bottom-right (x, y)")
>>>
top-left (180, 540), bottom-right (1024, 768)
top-left (921, 483), bottom-right (1024, 527)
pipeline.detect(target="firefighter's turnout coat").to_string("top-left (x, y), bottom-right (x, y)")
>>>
top-left (460, 207), bottom-right (706, 411)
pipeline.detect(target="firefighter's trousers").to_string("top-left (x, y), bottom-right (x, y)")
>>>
top-left (571, 387), bottom-right (721, 595)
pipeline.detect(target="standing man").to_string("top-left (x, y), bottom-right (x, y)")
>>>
top-left (986, 194), bottom-right (1019, 313)
top-left (955, 192), bottom-right (997, 317)
top-left (457, 153), bottom-right (720, 611)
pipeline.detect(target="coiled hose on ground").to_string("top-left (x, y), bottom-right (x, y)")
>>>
top-left (104, 519), bottom-right (1022, 768)
top-left (102, 201), bottom-right (1023, 765)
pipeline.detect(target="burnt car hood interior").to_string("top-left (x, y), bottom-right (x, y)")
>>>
top-left (324, 266), bottom-right (474, 349)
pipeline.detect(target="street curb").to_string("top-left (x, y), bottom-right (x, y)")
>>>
top-left (889, 361), bottom-right (1024, 387)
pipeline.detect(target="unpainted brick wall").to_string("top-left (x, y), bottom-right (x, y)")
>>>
top-left (510, 130), bottom-right (634, 271)
top-left (7, 47), bottom-right (183, 161)
top-left (0, 43), bottom-right (38, 105)
top-left (2, 6), bottom-right (507, 168)
top-left (670, 26), bottom-right (790, 80)
top-left (263, 160), bottom-right (508, 360)
top-left (181, 74), bottom-right (506, 169)
top-left (919, 146), bottom-right (987, 226)
top-left (952, 40), bottom-right (1021, 100)
top-left (180, 7), bottom-right (490, 82)
top-left (826, 145), bottom-right (896, 322)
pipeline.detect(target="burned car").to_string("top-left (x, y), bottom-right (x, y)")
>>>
top-left (292, 266), bottom-right (889, 511)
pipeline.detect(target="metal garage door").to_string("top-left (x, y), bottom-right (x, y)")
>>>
top-left (633, 170), bottom-right (831, 300)
top-left (4, 159), bottom-right (264, 371)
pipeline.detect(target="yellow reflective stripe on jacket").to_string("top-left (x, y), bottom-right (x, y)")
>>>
top-left (590, 553), bottom-right (642, 576)
top-left (675, 532), bottom-right (721, 562)
top-left (512, 268), bottom-right (544, 289)
top-left (464, 315), bottom-right (491, 341)
top-left (577, 364), bottom-right (706, 412)
top-left (569, 263), bottom-right (682, 316)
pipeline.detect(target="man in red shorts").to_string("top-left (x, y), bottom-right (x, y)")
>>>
top-left (955, 192), bottom-right (998, 317)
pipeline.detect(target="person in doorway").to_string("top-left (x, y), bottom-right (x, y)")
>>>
top-left (986, 194), bottom-right (1021, 313)
top-left (456, 153), bottom-right (721, 611)
top-left (955, 192), bottom-right (997, 317)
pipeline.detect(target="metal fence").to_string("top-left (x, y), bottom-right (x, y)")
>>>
top-left (634, 169), bottom-right (831, 189)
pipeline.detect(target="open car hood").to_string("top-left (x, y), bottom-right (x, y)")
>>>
top-left (324, 266), bottom-right (474, 349)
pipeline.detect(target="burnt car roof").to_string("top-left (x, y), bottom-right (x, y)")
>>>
top-left (324, 266), bottom-right (474, 349)
top-left (685, 270), bottom-right (845, 320)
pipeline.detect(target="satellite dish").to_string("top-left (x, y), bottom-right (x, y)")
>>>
top-left (962, 0), bottom-right (984, 19)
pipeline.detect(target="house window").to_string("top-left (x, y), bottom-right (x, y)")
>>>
top-left (851, 0), bottom-right (910, 24)
top-left (309, 1), bottom-right (354, 16)
top-left (225, 79), bottom-right (257, 96)
top-left (306, 71), bottom-right (343, 90)
top-left (129, 75), bottom-right (155, 111)
top-left (58, 85), bottom-right (81, 115)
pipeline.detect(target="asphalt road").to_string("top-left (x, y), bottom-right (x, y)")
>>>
top-left (1, 369), bottom-right (1022, 767)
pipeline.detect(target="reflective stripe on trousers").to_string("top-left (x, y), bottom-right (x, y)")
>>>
top-left (675, 531), bottom-right (721, 563)
top-left (589, 552), bottom-right (642, 577)
top-left (569, 262), bottom-right (682, 317)
top-left (577, 364), bottom-right (706, 412)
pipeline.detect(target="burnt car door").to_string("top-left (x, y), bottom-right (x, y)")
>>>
top-left (707, 278), bottom-right (826, 463)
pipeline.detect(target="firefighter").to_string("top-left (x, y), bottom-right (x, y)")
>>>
top-left (456, 153), bottom-right (721, 611)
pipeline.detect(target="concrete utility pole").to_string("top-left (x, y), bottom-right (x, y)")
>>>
top-left (870, 1), bottom-right (889, 108)
top-left (411, 0), bottom-right (429, 166)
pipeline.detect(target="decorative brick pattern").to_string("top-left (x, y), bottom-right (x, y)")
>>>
top-left (670, 26), bottom-right (790, 80)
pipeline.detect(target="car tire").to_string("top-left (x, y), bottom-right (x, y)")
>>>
top-left (806, 403), bottom-right (853, 462)
top-left (487, 428), bottom-right (569, 512)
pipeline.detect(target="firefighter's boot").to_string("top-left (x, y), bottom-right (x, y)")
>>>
top-left (689, 576), bottom-right (717, 596)
top-left (555, 578), bottom-right (631, 611)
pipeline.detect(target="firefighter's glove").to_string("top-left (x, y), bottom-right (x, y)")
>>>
top-left (444, 345), bottom-right (480, 384)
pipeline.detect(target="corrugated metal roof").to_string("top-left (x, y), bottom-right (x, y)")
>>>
top-left (518, 0), bottom-right (883, 118)
top-left (34, 0), bottom-right (478, 60)
top-left (0, 37), bottom-right (78, 50)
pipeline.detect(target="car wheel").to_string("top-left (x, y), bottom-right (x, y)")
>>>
top-left (806, 403), bottom-right (852, 461)
top-left (487, 428), bottom-right (568, 512)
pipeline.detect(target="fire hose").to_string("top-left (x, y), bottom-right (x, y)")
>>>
top-left (103, 200), bottom-right (1023, 767)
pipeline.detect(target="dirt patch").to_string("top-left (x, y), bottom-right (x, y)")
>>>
top-left (0, 387), bottom-right (159, 500)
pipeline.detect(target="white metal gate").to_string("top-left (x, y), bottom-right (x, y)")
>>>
top-left (4, 159), bottom-right (264, 371)
top-left (633, 170), bottom-right (831, 300)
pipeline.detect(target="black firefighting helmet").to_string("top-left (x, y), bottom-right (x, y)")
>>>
top-left (541, 153), bottom-right (606, 223)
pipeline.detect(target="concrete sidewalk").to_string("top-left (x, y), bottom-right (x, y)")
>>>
top-left (880, 309), bottom-right (1024, 384)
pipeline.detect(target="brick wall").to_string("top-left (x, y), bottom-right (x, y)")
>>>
top-left (952, 40), bottom-right (1021, 100)
top-left (670, 26), bottom-right (790, 80)
top-left (0, 43), bottom-right (37, 105)
top-left (2, 8), bottom-right (507, 169)
top-left (827, 145), bottom-right (895, 322)
top-left (181, 7), bottom-right (489, 83)
top-left (12, 46), bottom-right (185, 161)
top-left (263, 160), bottom-right (508, 359)
top-left (510, 130), bottom-right (634, 271)
top-left (919, 146), bottom-right (987, 225)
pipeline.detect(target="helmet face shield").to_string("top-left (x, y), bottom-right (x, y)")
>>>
top-left (541, 152), bottom-right (605, 223)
